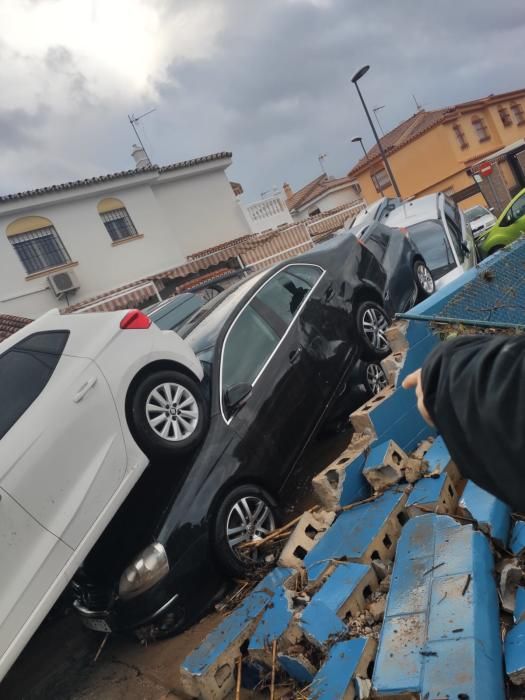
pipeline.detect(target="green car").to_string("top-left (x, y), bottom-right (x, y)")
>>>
top-left (478, 188), bottom-right (525, 257)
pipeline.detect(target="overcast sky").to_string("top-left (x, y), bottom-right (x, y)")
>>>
top-left (0, 0), bottom-right (523, 201)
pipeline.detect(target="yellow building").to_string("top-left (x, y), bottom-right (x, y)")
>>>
top-left (348, 88), bottom-right (525, 210)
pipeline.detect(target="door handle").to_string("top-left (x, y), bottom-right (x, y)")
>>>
top-left (289, 347), bottom-right (303, 364)
top-left (73, 377), bottom-right (98, 403)
top-left (324, 286), bottom-right (335, 302)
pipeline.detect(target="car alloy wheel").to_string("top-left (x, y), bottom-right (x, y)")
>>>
top-left (415, 261), bottom-right (435, 295)
top-left (226, 496), bottom-right (276, 562)
top-left (361, 306), bottom-right (389, 353)
top-left (366, 363), bottom-right (388, 395)
top-left (145, 383), bottom-right (199, 441)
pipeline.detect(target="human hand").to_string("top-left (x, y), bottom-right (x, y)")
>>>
top-left (402, 369), bottom-right (434, 427)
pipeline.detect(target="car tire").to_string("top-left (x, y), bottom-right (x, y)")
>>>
top-left (489, 245), bottom-right (504, 256)
top-left (413, 260), bottom-right (435, 301)
top-left (363, 362), bottom-right (389, 396)
top-left (213, 485), bottom-right (278, 577)
top-left (130, 369), bottom-right (208, 458)
top-left (355, 301), bottom-right (391, 360)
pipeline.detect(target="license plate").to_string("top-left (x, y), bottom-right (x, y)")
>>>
top-left (82, 617), bottom-right (112, 633)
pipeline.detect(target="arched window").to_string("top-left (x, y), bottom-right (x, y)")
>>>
top-left (97, 198), bottom-right (139, 242)
top-left (6, 216), bottom-right (72, 275)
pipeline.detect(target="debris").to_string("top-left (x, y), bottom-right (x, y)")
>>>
top-left (368, 596), bottom-right (386, 622)
top-left (423, 562), bottom-right (445, 576)
top-left (235, 655), bottom-right (242, 700)
top-left (362, 440), bottom-right (408, 492)
top-left (403, 456), bottom-right (428, 483)
top-left (499, 561), bottom-right (523, 613)
top-left (462, 573), bottom-right (472, 596)
top-left (93, 632), bottom-right (109, 664)
top-left (278, 509), bottom-right (336, 569)
top-left (270, 640), bottom-right (277, 700)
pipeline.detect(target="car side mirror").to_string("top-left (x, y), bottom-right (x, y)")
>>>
top-left (224, 383), bottom-right (252, 412)
top-left (489, 207), bottom-right (495, 213)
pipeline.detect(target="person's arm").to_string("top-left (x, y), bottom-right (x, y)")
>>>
top-left (403, 334), bottom-right (525, 512)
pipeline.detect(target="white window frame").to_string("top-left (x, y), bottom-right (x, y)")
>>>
top-left (219, 263), bottom-right (325, 424)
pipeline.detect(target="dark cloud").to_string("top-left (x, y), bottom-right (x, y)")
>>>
top-left (0, 0), bottom-right (523, 199)
top-left (0, 107), bottom-right (47, 150)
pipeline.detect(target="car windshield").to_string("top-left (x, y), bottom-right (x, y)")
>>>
top-left (464, 206), bottom-right (489, 223)
top-left (148, 294), bottom-right (205, 331)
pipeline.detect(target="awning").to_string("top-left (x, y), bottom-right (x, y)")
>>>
top-left (69, 281), bottom-right (161, 313)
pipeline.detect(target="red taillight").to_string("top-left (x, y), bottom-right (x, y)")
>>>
top-left (120, 310), bottom-right (152, 329)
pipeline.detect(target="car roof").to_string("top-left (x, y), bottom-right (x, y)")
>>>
top-left (384, 193), bottom-right (440, 228)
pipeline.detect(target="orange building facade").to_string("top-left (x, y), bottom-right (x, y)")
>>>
top-left (348, 89), bottom-right (525, 210)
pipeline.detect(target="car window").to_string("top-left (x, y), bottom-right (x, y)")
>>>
top-left (510, 194), bottom-right (525, 223)
top-left (254, 265), bottom-right (322, 326)
top-left (444, 198), bottom-right (462, 231)
top-left (445, 215), bottom-right (465, 263)
top-left (222, 305), bottom-right (279, 390)
top-left (407, 221), bottom-right (457, 280)
top-left (0, 331), bottom-right (69, 440)
top-left (464, 206), bottom-right (488, 223)
top-left (151, 295), bottom-right (204, 331)
top-left (362, 229), bottom-right (388, 262)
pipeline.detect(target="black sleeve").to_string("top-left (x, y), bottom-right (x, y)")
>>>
top-left (421, 333), bottom-right (525, 513)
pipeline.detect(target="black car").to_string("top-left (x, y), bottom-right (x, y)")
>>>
top-left (72, 226), bottom-right (433, 638)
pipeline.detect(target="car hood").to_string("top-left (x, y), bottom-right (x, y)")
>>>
top-left (470, 214), bottom-right (496, 233)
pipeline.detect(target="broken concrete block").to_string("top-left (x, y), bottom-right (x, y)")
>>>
top-left (308, 637), bottom-right (377, 700)
top-left (181, 567), bottom-right (293, 700)
top-left (385, 321), bottom-right (409, 354)
top-left (278, 509), bottom-right (336, 569)
top-left (459, 480), bottom-right (511, 547)
top-left (500, 561), bottom-right (523, 614)
top-left (373, 514), bottom-right (505, 700)
top-left (277, 653), bottom-right (316, 684)
top-left (515, 587), bottom-right (525, 625)
top-left (350, 386), bottom-right (394, 436)
top-left (312, 432), bottom-right (373, 510)
top-left (298, 563), bottom-right (378, 647)
top-left (303, 490), bottom-right (407, 579)
top-left (411, 437), bottom-right (434, 461)
top-left (511, 521), bottom-right (525, 556)
top-left (362, 440), bottom-right (407, 492)
top-left (402, 456), bottom-right (428, 483)
top-left (405, 470), bottom-right (459, 518)
top-left (505, 619), bottom-right (525, 685)
top-left (248, 578), bottom-right (295, 664)
top-left (380, 351), bottom-right (406, 387)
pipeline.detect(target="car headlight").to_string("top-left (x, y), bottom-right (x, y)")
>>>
top-left (119, 543), bottom-right (169, 600)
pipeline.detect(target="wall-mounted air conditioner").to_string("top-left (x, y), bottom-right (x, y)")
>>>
top-left (48, 269), bottom-right (80, 297)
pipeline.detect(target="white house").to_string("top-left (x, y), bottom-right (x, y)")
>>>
top-left (0, 151), bottom-right (252, 318)
top-left (241, 192), bottom-right (294, 233)
top-left (283, 174), bottom-right (362, 222)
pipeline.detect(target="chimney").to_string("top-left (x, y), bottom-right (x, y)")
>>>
top-left (282, 182), bottom-right (293, 200)
top-left (131, 144), bottom-right (151, 169)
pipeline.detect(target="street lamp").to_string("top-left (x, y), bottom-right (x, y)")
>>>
top-left (351, 65), bottom-right (401, 198)
top-left (351, 136), bottom-right (369, 161)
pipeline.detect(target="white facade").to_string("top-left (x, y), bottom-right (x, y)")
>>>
top-left (291, 183), bottom-right (362, 222)
top-left (242, 193), bottom-right (293, 233)
top-left (0, 155), bottom-right (251, 318)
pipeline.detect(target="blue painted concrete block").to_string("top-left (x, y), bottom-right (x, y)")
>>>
top-left (278, 654), bottom-right (315, 684)
top-left (303, 490), bottom-right (406, 570)
top-left (182, 567), bottom-right (292, 678)
top-left (248, 576), bottom-right (293, 654)
top-left (505, 619), bottom-right (525, 684)
top-left (515, 587), bottom-right (525, 625)
top-left (338, 450), bottom-right (371, 507)
top-left (397, 332), bottom-right (439, 386)
top-left (406, 471), bottom-right (447, 510)
top-left (510, 521), bottom-right (525, 556)
top-left (421, 435), bottom-right (450, 474)
top-left (373, 514), bottom-right (504, 699)
top-left (299, 563), bottom-right (371, 646)
top-left (308, 637), bottom-right (373, 699)
top-left (460, 480), bottom-right (511, 546)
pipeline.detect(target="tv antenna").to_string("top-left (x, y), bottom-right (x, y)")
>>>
top-left (128, 108), bottom-right (156, 164)
top-left (318, 153), bottom-right (327, 175)
top-left (412, 94), bottom-right (423, 112)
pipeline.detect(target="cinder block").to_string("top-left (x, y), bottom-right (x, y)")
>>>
top-left (350, 386), bottom-right (395, 436)
top-left (405, 469), bottom-right (459, 518)
top-left (373, 514), bottom-right (505, 700)
top-left (277, 653), bottom-right (316, 684)
top-left (312, 432), bottom-right (372, 510)
top-left (303, 490), bottom-right (408, 579)
top-left (510, 521), bottom-right (525, 556)
top-left (308, 637), bottom-right (377, 700)
top-left (385, 321), bottom-right (409, 353)
top-left (248, 578), bottom-right (295, 664)
top-left (362, 440), bottom-right (408, 492)
top-left (299, 563), bottom-right (378, 647)
top-left (411, 437), bottom-right (434, 460)
top-left (181, 567), bottom-right (293, 700)
top-left (459, 480), bottom-right (511, 547)
top-left (505, 620), bottom-right (525, 685)
top-left (514, 587), bottom-right (525, 624)
top-left (380, 351), bottom-right (406, 388)
top-left (278, 509), bottom-right (336, 569)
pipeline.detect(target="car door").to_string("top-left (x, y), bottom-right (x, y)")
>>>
top-left (366, 225), bottom-right (416, 312)
top-left (221, 265), bottom-right (326, 485)
top-left (504, 192), bottom-right (525, 243)
top-left (0, 331), bottom-right (127, 551)
top-left (407, 220), bottom-right (459, 290)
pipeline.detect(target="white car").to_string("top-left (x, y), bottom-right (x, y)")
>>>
top-left (463, 204), bottom-right (497, 239)
top-left (384, 192), bottom-right (477, 290)
top-left (0, 308), bottom-right (204, 681)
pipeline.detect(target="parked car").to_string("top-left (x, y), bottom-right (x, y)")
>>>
top-left (0, 308), bottom-right (204, 682)
top-left (384, 192), bottom-right (477, 289)
top-left (145, 292), bottom-right (205, 330)
top-left (478, 188), bottom-right (525, 257)
top-left (351, 196), bottom-right (403, 229)
top-left (72, 230), bottom-right (433, 640)
top-left (463, 204), bottom-right (496, 239)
